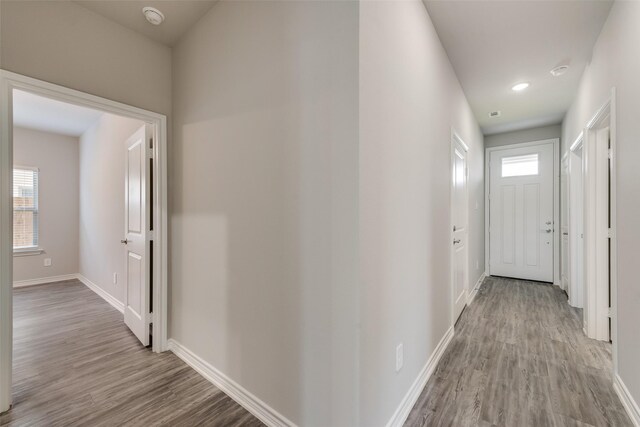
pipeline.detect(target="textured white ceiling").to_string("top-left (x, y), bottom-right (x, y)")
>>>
top-left (424, 0), bottom-right (613, 135)
top-left (73, 0), bottom-right (218, 47)
top-left (13, 90), bottom-right (104, 137)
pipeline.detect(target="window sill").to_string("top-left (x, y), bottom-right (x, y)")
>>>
top-left (13, 248), bottom-right (44, 257)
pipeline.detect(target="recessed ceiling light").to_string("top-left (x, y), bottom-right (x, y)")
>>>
top-left (550, 65), bottom-right (570, 77)
top-left (143, 7), bottom-right (165, 25)
top-left (511, 82), bottom-right (530, 92)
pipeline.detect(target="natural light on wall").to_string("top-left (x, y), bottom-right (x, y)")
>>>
top-left (501, 153), bottom-right (539, 177)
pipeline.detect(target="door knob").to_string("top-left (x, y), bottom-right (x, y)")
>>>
top-left (545, 229), bottom-right (552, 233)
top-left (453, 239), bottom-right (461, 244)
top-left (121, 239), bottom-right (129, 244)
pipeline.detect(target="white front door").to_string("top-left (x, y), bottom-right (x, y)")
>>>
top-left (452, 138), bottom-right (468, 323)
top-left (123, 125), bottom-right (152, 346)
top-left (489, 142), bottom-right (554, 282)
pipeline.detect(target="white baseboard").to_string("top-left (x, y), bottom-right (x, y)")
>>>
top-left (76, 274), bottom-right (124, 314)
top-left (468, 272), bottom-right (486, 304)
top-left (614, 374), bottom-right (640, 426)
top-left (168, 339), bottom-right (296, 427)
top-left (385, 326), bottom-right (455, 427)
top-left (13, 273), bottom-right (78, 288)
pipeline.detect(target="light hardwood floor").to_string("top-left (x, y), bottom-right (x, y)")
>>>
top-left (405, 276), bottom-right (633, 427)
top-left (0, 280), bottom-right (263, 426)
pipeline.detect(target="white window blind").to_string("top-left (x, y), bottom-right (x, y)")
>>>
top-left (501, 153), bottom-right (539, 177)
top-left (13, 167), bottom-right (39, 249)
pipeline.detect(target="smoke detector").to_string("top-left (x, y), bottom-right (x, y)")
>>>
top-left (143, 7), bottom-right (165, 25)
top-left (489, 111), bottom-right (502, 118)
top-left (550, 65), bottom-right (570, 77)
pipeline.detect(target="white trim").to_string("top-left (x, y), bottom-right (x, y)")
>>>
top-left (570, 132), bottom-right (584, 152)
top-left (385, 326), bottom-right (455, 427)
top-left (12, 273), bottom-right (77, 288)
top-left (614, 374), bottom-right (640, 427)
top-left (13, 247), bottom-right (44, 257)
top-left (0, 70), bottom-right (169, 412)
top-left (168, 339), bottom-right (296, 427)
top-left (76, 274), bottom-right (124, 314)
top-left (568, 135), bottom-right (585, 309)
top-left (609, 88), bottom-right (619, 373)
top-left (468, 272), bottom-right (486, 304)
top-left (485, 139), bottom-right (560, 284)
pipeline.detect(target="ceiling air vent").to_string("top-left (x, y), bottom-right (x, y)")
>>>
top-left (489, 111), bottom-right (502, 118)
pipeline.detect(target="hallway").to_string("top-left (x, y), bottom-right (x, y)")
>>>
top-left (405, 277), bottom-right (632, 427)
top-left (0, 281), bottom-right (262, 427)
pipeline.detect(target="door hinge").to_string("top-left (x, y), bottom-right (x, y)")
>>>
top-left (607, 228), bottom-right (613, 239)
top-left (607, 307), bottom-right (612, 318)
top-left (148, 230), bottom-right (155, 241)
top-left (608, 148), bottom-right (613, 159)
top-left (146, 313), bottom-right (153, 323)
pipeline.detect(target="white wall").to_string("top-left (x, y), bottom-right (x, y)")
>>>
top-left (359, 1), bottom-right (484, 425)
top-left (485, 124), bottom-right (562, 147)
top-left (79, 113), bottom-right (145, 304)
top-left (0, 0), bottom-right (171, 116)
top-left (171, 2), bottom-right (359, 425)
top-left (562, 0), bottom-right (640, 410)
top-left (12, 127), bottom-right (79, 282)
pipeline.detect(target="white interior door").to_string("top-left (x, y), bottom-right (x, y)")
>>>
top-left (489, 143), bottom-right (554, 282)
top-left (452, 139), bottom-right (468, 323)
top-left (123, 124), bottom-right (152, 346)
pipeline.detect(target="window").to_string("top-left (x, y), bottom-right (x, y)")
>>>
top-left (501, 153), bottom-right (539, 177)
top-left (13, 167), bottom-right (39, 251)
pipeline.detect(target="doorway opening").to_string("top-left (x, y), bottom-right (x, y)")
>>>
top-left (485, 139), bottom-right (560, 284)
top-left (570, 92), bottom-right (615, 346)
top-left (0, 71), bottom-right (168, 412)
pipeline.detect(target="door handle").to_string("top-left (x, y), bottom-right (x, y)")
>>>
top-left (453, 239), bottom-right (461, 244)
top-left (121, 239), bottom-right (129, 245)
top-left (543, 229), bottom-right (553, 233)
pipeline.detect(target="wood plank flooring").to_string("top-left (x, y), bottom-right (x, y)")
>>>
top-left (0, 280), bottom-right (263, 426)
top-left (405, 276), bottom-right (633, 427)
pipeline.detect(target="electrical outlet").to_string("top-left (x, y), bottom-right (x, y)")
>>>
top-left (113, 273), bottom-right (118, 284)
top-left (44, 258), bottom-right (52, 267)
top-left (396, 343), bottom-right (403, 372)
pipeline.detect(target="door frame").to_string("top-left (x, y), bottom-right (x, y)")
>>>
top-left (581, 89), bottom-right (616, 347)
top-left (450, 128), bottom-right (470, 326)
top-left (0, 70), bottom-right (169, 412)
top-left (484, 138), bottom-right (560, 285)
top-left (568, 133), bottom-right (585, 309)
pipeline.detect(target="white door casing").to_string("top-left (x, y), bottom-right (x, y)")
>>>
top-left (0, 70), bottom-right (168, 413)
top-left (451, 133), bottom-right (469, 324)
top-left (568, 141), bottom-right (585, 309)
top-left (124, 124), bottom-right (152, 346)
top-left (489, 142), bottom-right (554, 282)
